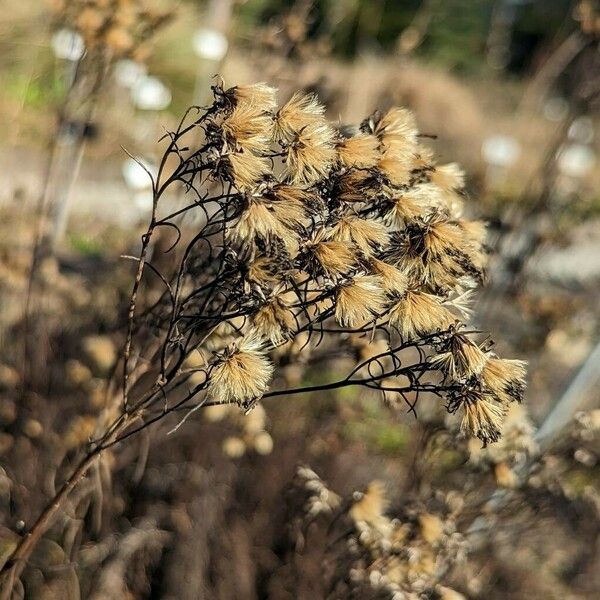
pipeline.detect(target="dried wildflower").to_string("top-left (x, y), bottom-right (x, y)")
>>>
top-left (384, 187), bottom-right (433, 227)
top-left (284, 122), bottom-right (337, 184)
top-left (481, 358), bottom-right (527, 404)
top-left (208, 333), bottom-right (274, 406)
top-left (458, 219), bottom-right (487, 248)
top-left (265, 183), bottom-right (311, 229)
top-left (221, 151), bottom-right (270, 191)
top-left (291, 472), bottom-right (469, 598)
top-left (430, 162), bottom-right (465, 192)
top-left (229, 198), bottom-right (299, 255)
top-left (335, 275), bottom-right (386, 327)
top-left (370, 258), bottom-right (409, 296)
top-left (224, 82), bottom-right (278, 111)
top-left (350, 481), bottom-right (389, 526)
top-left (328, 216), bottom-right (389, 258)
top-left (374, 107), bottom-right (418, 149)
top-left (337, 134), bottom-right (380, 169)
top-left (275, 91), bottom-right (326, 140)
top-left (424, 220), bottom-right (467, 258)
top-left (469, 403), bottom-right (537, 467)
top-left (7, 73), bottom-right (532, 600)
top-left (246, 256), bottom-right (282, 289)
top-left (292, 466), bottom-right (341, 520)
top-left (388, 291), bottom-right (455, 339)
top-left (431, 333), bottom-right (488, 381)
top-left (121, 82), bottom-right (525, 450)
top-left (250, 293), bottom-right (296, 345)
top-left (335, 169), bottom-right (384, 203)
top-left (307, 238), bottom-right (356, 279)
top-left (220, 102), bottom-right (274, 153)
top-left (54, 0), bottom-right (172, 59)
top-left (453, 391), bottom-right (507, 445)
top-left (378, 155), bottom-right (412, 186)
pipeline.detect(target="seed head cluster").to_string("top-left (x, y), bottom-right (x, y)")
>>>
top-left (148, 82), bottom-right (527, 445)
top-left (289, 467), bottom-right (467, 599)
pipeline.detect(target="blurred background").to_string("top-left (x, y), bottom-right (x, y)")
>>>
top-left (0, 1), bottom-right (599, 598)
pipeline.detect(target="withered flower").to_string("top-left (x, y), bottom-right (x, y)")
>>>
top-left (208, 333), bottom-right (274, 405)
top-left (335, 275), bottom-right (386, 327)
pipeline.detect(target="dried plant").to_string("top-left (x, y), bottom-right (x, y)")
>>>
top-left (0, 81), bottom-right (526, 595)
top-left (49, 0), bottom-right (172, 60)
top-left (287, 466), bottom-right (467, 599)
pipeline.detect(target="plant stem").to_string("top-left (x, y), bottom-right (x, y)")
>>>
top-left (0, 443), bottom-right (106, 597)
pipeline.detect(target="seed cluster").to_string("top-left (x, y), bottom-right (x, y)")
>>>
top-left (145, 82), bottom-right (526, 445)
top-left (289, 467), bottom-right (467, 599)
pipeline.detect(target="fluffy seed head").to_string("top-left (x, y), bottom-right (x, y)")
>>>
top-left (208, 333), bottom-right (274, 405)
top-left (226, 83), bottom-right (278, 111)
top-left (220, 102), bottom-right (274, 153)
top-left (250, 294), bottom-right (296, 345)
top-left (275, 91), bottom-right (326, 140)
top-left (388, 291), bottom-right (455, 339)
top-left (482, 358), bottom-right (527, 404)
top-left (458, 393), bottom-right (507, 445)
top-left (247, 257), bottom-right (281, 289)
top-left (430, 162), bottom-right (465, 192)
top-left (222, 151), bottom-right (270, 191)
top-left (384, 186), bottom-right (434, 226)
top-left (337, 134), bottom-right (381, 168)
top-left (378, 155), bottom-right (411, 186)
top-left (266, 184), bottom-right (311, 230)
top-left (370, 258), bottom-right (409, 296)
top-left (309, 239), bottom-right (356, 279)
top-left (335, 275), bottom-right (386, 327)
top-left (375, 107), bottom-right (418, 156)
top-left (336, 169), bottom-right (383, 203)
top-left (328, 217), bottom-right (389, 258)
top-left (431, 335), bottom-right (488, 380)
top-left (229, 200), bottom-right (299, 254)
top-left (284, 123), bottom-right (337, 184)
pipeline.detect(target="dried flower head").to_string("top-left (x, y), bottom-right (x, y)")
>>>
top-left (451, 390), bottom-right (507, 445)
top-left (225, 82), bottom-right (278, 112)
top-left (337, 133), bottom-right (381, 169)
top-left (388, 291), bottom-right (455, 339)
top-left (335, 275), bottom-right (386, 327)
top-left (275, 91), bottom-right (326, 140)
top-left (328, 216), bottom-right (389, 259)
top-left (306, 238), bottom-right (356, 279)
top-left (288, 471), bottom-right (468, 598)
top-left (250, 293), bottom-right (296, 345)
top-left (229, 197), bottom-right (300, 255)
top-left (284, 122), bottom-right (338, 184)
top-left (431, 333), bottom-right (488, 381)
top-left (482, 358), bottom-right (527, 404)
top-left (220, 102), bottom-right (274, 153)
top-left (370, 258), bottom-right (409, 297)
top-left (231, 149), bottom-right (271, 188)
top-left (208, 333), bottom-right (274, 406)
top-left (53, 0), bottom-right (172, 59)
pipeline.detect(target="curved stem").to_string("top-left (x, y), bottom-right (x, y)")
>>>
top-left (0, 416), bottom-right (129, 598)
